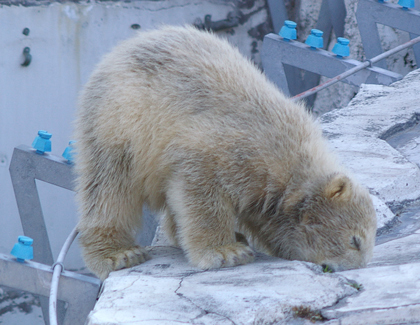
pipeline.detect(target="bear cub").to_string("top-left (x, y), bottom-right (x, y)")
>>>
top-left (74, 26), bottom-right (377, 280)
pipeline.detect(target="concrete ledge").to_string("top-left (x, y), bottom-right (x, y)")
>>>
top-left (323, 261), bottom-right (420, 324)
top-left (88, 246), bottom-right (357, 324)
top-left (320, 70), bottom-right (420, 206)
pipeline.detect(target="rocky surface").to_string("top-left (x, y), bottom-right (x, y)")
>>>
top-left (320, 69), bottom-right (420, 228)
top-left (87, 70), bottom-right (420, 324)
top-left (88, 247), bottom-right (359, 324)
top-left (0, 288), bottom-right (43, 325)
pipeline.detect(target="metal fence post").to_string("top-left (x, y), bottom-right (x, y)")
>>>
top-left (356, 0), bottom-right (420, 69)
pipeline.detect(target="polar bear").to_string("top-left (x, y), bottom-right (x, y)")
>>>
top-left (74, 25), bottom-right (377, 280)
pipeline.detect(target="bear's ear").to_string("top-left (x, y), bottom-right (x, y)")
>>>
top-left (323, 174), bottom-right (352, 200)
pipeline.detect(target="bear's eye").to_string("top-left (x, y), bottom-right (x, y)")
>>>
top-left (350, 236), bottom-right (361, 250)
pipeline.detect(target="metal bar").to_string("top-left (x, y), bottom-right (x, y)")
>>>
top-left (9, 145), bottom-right (71, 265)
top-left (8, 145), bottom-right (77, 324)
top-left (292, 36), bottom-right (420, 101)
top-left (8, 144), bottom-right (158, 323)
top-left (261, 33), bottom-right (402, 95)
top-left (266, 0), bottom-right (287, 34)
top-left (278, 0), bottom-right (347, 107)
top-left (0, 253), bottom-right (101, 325)
top-left (9, 144), bottom-right (158, 260)
top-left (316, 0), bottom-right (333, 47)
top-left (9, 145), bottom-right (74, 265)
top-left (356, 0), bottom-right (420, 69)
top-left (327, 0), bottom-right (346, 38)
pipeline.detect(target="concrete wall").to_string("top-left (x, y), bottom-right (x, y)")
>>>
top-left (0, 0), bottom-right (270, 270)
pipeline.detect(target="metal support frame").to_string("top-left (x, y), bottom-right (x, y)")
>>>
top-left (9, 144), bottom-right (158, 263)
top-left (0, 253), bottom-right (100, 325)
top-left (8, 145), bottom-right (158, 324)
top-left (9, 145), bottom-right (74, 266)
top-left (267, 0), bottom-right (346, 38)
top-left (261, 33), bottom-right (403, 97)
top-left (316, 0), bottom-right (346, 45)
top-left (266, 0), bottom-right (287, 34)
top-left (356, 0), bottom-right (420, 69)
top-left (268, 0), bottom-right (347, 106)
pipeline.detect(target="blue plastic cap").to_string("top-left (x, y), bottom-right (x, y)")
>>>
top-left (11, 236), bottom-right (34, 262)
top-left (337, 37), bottom-right (349, 46)
top-left (32, 130), bottom-right (52, 154)
top-left (38, 130), bottom-right (52, 139)
top-left (284, 20), bottom-right (297, 29)
top-left (305, 29), bottom-right (324, 49)
top-left (279, 20), bottom-right (297, 41)
top-left (332, 37), bottom-right (350, 57)
top-left (311, 29), bottom-right (323, 37)
top-left (62, 140), bottom-right (76, 163)
top-left (18, 236), bottom-right (33, 245)
top-left (398, 0), bottom-right (414, 9)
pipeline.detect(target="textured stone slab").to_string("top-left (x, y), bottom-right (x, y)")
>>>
top-left (319, 69), bottom-right (420, 236)
top-left (323, 262), bottom-right (420, 324)
top-left (386, 121), bottom-right (420, 169)
top-left (370, 232), bottom-right (420, 267)
top-left (321, 70), bottom-right (420, 206)
top-left (326, 228), bottom-right (420, 324)
top-left (87, 246), bottom-right (357, 325)
top-left (321, 72), bottom-right (420, 325)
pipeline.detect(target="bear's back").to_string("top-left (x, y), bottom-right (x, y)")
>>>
top-left (76, 26), bottom-right (336, 206)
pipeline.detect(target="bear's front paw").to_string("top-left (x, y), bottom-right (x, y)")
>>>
top-left (87, 246), bottom-right (150, 280)
top-left (108, 246), bottom-right (150, 271)
top-left (191, 243), bottom-right (255, 270)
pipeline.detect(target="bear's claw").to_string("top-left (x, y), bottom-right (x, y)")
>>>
top-left (192, 243), bottom-right (255, 270)
top-left (91, 246), bottom-right (150, 280)
top-left (110, 246), bottom-right (150, 271)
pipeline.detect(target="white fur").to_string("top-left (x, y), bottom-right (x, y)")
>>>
top-left (74, 26), bottom-right (377, 280)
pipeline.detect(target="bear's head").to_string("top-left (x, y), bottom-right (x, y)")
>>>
top-left (285, 173), bottom-right (377, 271)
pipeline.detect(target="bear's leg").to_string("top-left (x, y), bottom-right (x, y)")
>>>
top-left (162, 210), bottom-right (180, 246)
top-left (166, 176), bottom-right (255, 269)
top-left (77, 165), bottom-right (150, 280)
top-left (79, 224), bottom-right (150, 280)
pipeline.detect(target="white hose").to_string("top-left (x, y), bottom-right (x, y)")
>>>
top-left (49, 227), bottom-right (79, 325)
top-left (291, 36), bottom-right (420, 101)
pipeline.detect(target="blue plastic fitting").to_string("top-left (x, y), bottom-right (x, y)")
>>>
top-left (305, 29), bottom-right (324, 49)
top-left (332, 37), bottom-right (350, 58)
top-left (398, 0), bottom-right (414, 9)
top-left (62, 140), bottom-right (76, 163)
top-left (11, 236), bottom-right (34, 262)
top-left (32, 130), bottom-right (52, 155)
top-left (279, 20), bottom-right (297, 41)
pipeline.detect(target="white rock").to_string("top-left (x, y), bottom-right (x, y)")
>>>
top-left (321, 69), bottom-right (420, 224)
top-left (370, 232), bottom-right (420, 267)
top-left (369, 195), bottom-right (394, 229)
top-left (323, 262), bottom-right (420, 324)
top-left (87, 247), bottom-right (357, 325)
